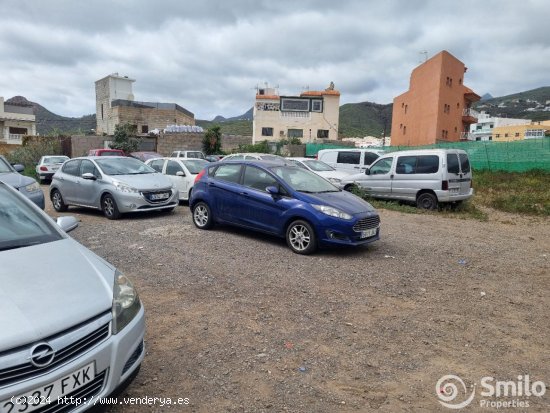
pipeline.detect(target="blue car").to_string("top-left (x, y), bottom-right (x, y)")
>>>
top-left (0, 155), bottom-right (45, 209)
top-left (190, 160), bottom-right (380, 254)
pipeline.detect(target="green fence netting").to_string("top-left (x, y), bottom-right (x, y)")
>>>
top-left (306, 138), bottom-right (550, 172)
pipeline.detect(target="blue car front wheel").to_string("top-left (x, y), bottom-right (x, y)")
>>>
top-left (286, 220), bottom-right (317, 255)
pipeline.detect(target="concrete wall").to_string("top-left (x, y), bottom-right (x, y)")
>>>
top-left (156, 133), bottom-right (252, 156)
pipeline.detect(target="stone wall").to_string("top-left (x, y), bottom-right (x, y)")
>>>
top-left (156, 133), bottom-right (252, 156)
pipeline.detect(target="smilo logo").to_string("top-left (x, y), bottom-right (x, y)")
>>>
top-left (436, 375), bottom-right (476, 409)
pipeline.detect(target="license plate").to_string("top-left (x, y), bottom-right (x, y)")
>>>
top-left (360, 228), bottom-right (377, 238)
top-left (150, 192), bottom-right (169, 200)
top-left (0, 363), bottom-right (95, 413)
top-left (450, 188), bottom-right (459, 194)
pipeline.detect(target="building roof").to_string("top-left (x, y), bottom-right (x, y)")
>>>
top-left (463, 86), bottom-right (481, 102)
top-left (111, 99), bottom-right (194, 118)
top-left (301, 90), bottom-right (340, 97)
top-left (256, 95), bottom-right (280, 100)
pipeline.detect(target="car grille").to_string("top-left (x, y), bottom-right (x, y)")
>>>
top-left (0, 312), bottom-right (111, 388)
top-left (31, 370), bottom-right (107, 413)
top-left (122, 341), bottom-right (144, 375)
top-left (353, 215), bottom-right (380, 232)
top-left (142, 189), bottom-right (173, 203)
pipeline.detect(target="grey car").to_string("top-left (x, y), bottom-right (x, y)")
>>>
top-left (50, 156), bottom-right (179, 219)
top-left (0, 181), bottom-right (145, 412)
top-left (0, 155), bottom-right (45, 209)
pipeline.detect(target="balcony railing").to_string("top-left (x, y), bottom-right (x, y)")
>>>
top-left (463, 108), bottom-right (480, 118)
top-left (280, 111), bottom-right (310, 119)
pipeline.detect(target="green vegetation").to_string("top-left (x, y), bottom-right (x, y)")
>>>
top-left (202, 126), bottom-right (222, 154)
top-left (5, 140), bottom-right (63, 170)
top-left (110, 123), bottom-right (140, 153)
top-left (338, 101), bottom-right (393, 138)
top-left (196, 119), bottom-right (253, 136)
top-left (237, 140), bottom-right (270, 153)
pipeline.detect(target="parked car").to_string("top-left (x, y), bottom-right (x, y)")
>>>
top-left (221, 153), bottom-right (286, 162)
top-left (286, 157), bottom-right (351, 189)
top-left (50, 156), bottom-right (179, 219)
top-left (341, 149), bottom-right (474, 209)
top-left (317, 148), bottom-right (385, 173)
top-left (205, 154), bottom-right (224, 162)
top-left (145, 157), bottom-right (209, 201)
top-left (88, 149), bottom-right (125, 156)
top-left (170, 150), bottom-right (205, 159)
top-left (35, 155), bottom-right (70, 183)
top-left (129, 151), bottom-right (163, 162)
top-left (190, 160), bottom-right (380, 254)
top-left (0, 155), bottom-right (45, 209)
top-left (0, 181), bottom-right (145, 412)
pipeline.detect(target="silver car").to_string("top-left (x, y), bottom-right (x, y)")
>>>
top-left (0, 181), bottom-right (144, 413)
top-left (50, 156), bottom-right (179, 219)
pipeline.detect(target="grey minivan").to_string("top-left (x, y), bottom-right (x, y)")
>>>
top-left (0, 181), bottom-right (144, 413)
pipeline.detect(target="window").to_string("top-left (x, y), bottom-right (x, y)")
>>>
top-left (62, 160), bottom-right (81, 176)
top-left (262, 127), bottom-right (274, 137)
top-left (447, 154), bottom-right (460, 174)
top-left (317, 129), bottom-right (329, 139)
top-left (505, 133), bottom-right (509, 138)
top-left (141, 125), bottom-right (149, 134)
top-left (403, 126), bottom-right (407, 135)
top-left (8, 127), bottom-right (27, 134)
top-left (80, 160), bottom-right (99, 178)
top-left (101, 104), bottom-right (104, 120)
top-left (363, 152), bottom-right (380, 166)
top-left (515, 132), bottom-right (520, 137)
top-left (395, 156), bottom-right (439, 174)
top-left (405, 105), bottom-right (408, 114)
top-left (311, 100), bottom-right (323, 112)
top-left (149, 159), bottom-right (165, 173)
top-left (336, 151), bottom-right (360, 165)
top-left (166, 160), bottom-right (183, 176)
top-left (369, 158), bottom-right (393, 175)
top-left (213, 164), bottom-right (242, 183)
top-left (476, 125), bottom-right (482, 130)
top-left (288, 129), bottom-right (303, 138)
top-left (459, 153), bottom-right (471, 173)
top-left (496, 134), bottom-right (500, 138)
top-left (281, 98), bottom-right (309, 112)
top-left (243, 166), bottom-right (278, 192)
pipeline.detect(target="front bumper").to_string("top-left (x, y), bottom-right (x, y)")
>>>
top-left (316, 213), bottom-right (381, 247)
top-left (114, 189), bottom-right (180, 213)
top-left (0, 306), bottom-right (145, 413)
top-left (436, 188), bottom-right (474, 203)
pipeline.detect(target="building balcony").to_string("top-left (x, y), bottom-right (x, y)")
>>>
top-left (2, 134), bottom-right (23, 144)
top-left (462, 108), bottom-right (479, 124)
top-left (280, 111), bottom-right (311, 119)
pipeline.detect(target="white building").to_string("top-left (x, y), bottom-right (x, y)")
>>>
top-left (0, 97), bottom-right (36, 145)
top-left (463, 111), bottom-right (530, 141)
top-left (252, 84), bottom-right (340, 143)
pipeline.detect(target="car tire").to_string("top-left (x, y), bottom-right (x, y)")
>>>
top-left (416, 192), bottom-right (438, 210)
top-left (286, 220), bottom-right (317, 255)
top-left (192, 201), bottom-right (213, 229)
top-left (344, 184), bottom-right (358, 193)
top-left (51, 189), bottom-right (68, 212)
top-left (102, 194), bottom-right (121, 220)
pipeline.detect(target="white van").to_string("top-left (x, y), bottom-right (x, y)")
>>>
top-left (341, 149), bottom-right (473, 209)
top-left (317, 148), bottom-right (385, 173)
top-left (170, 150), bottom-right (205, 159)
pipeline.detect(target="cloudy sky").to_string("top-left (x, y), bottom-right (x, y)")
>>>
top-left (1, 0), bottom-right (548, 120)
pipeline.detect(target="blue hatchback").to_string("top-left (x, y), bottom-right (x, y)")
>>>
top-left (190, 160), bottom-right (380, 254)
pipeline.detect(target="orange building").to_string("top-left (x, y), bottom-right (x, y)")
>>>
top-left (391, 50), bottom-right (480, 146)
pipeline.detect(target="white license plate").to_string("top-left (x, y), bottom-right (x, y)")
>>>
top-left (450, 188), bottom-right (459, 194)
top-left (150, 192), bottom-right (169, 200)
top-left (0, 363), bottom-right (95, 413)
top-left (360, 228), bottom-right (377, 238)
top-left (51, 166), bottom-right (59, 171)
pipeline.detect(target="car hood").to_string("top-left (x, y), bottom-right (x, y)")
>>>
top-left (112, 173), bottom-right (173, 190)
top-left (298, 190), bottom-right (376, 215)
top-left (0, 239), bottom-right (114, 350)
top-left (0, 172), bottom-right (35, 189)
top-left (316, 170), bottom-right (352, 180)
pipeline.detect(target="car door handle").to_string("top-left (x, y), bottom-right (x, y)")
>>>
top-left (240, 191), bottom-right (249, 196)
top-left (390, 174), bottom-right (394, 179)
top-left (207, 182), bottom-right (216, 187)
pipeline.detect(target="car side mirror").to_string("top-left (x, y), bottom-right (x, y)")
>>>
top-left (82, 173), bottom-right (97, 180)
top-left (56, 216), bottom-right (79, 233)
top-left (176, 171), bottom-right (186, 177)
top-left (365, 168), bottom-right (371, 175)
top-left (266, 186), bottom-right (279, 195)
top-left (13, 164), bottom-right (25, 173)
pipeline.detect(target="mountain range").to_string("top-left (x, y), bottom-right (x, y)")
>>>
top-left (8, 86), bottom-right (550, 138)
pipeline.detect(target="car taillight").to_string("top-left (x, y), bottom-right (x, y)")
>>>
top-left (195, 169), bottom-right (206, 184)
top-left (40, 166), bottom-right (48, 171)
top-left (442, 180), bottom-right (449, 190)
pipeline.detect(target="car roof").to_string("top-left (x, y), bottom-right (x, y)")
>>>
top-left (380, 149), bottom-right (467, 157)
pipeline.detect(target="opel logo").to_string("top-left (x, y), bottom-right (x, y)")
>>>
top-left (29, 343), bottom-right (56, 367)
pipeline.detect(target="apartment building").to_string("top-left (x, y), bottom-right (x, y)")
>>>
top-left (493, 120), bottom-right (550, 142)
top-left (0, 97), bottom-right (36, 145)
top-left (391, 50), bottom-right (480, 146)
top-left (465, 112), bottom-right (530, 141)
top-left (252, 84), bottom-right (340, 143)
top-left (95, 74), bottom-right (194, 135)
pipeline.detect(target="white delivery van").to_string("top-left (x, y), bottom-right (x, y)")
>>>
top-left (317, 148), bottom-right (385, 173)
top-left (341, 149), bottom-right (474, 209)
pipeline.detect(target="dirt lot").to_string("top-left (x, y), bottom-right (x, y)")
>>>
top-left (43, 189), bottom-right (549, 412)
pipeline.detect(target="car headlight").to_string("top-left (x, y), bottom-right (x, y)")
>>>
top-left (24, 182), bottom-right (40, 192)
top-left (113, 181), bottom-right (139, 193)
top-left (112, 270), bottom-right (141, 334)
top-left (312, 204), bottom-right (353, 220)
top-left (328, 177), bottom-right (342, 184)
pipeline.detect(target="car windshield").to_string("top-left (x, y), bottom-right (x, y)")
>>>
top-left (0, 157), bottom-right (14, 173)
top-left (95, 158), bottom-right (156, 175)
top-left (182, 159), bottom-right (209, 174)
top-left (271, 166), bottom-right (339, 193)
top-left (303, 160), bottom-right (335, 172)
top-left (0, 185), bottom-right (62, 251)
top-left (43, 156), bottom-right (69, 164)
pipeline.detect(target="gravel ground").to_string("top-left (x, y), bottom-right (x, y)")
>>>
top-left (42, 187), bottom-right (549, 412)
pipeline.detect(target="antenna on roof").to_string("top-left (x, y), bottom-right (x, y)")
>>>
top-left (419, 50), bottom-right (428, 63)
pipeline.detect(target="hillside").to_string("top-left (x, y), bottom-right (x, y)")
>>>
top-left (6, 96), bottom-right (96, 135)
top-left (474, 86), bottom-right (550, 121)
top-left (338, 101), bottom-right (393, 137)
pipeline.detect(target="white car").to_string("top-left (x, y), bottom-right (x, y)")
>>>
top-left (221, 153), bottom-right (286, 162)
top-left (35, 155), bottom-right (69, 183)
top-left (146, 157), bottom-right (209, 201)
top-left (286, 157), bottom-right (351, 189)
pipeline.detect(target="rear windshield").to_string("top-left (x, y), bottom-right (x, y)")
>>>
top-left (303, 160), bottom-right (335, 172)
top-left (447, 154), bottom-right (460, 174)
top-left (43, 156), bottom-right (69, 164)
top-left (459, 153), bottom-right (471, 173)
top-left (98, 151), bottom-right (124, 156)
